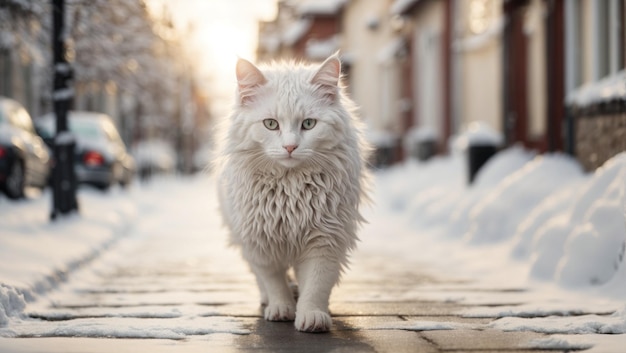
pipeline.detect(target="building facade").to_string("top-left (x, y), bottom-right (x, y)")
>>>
top-left (256, 0), bottom-right (626, 170)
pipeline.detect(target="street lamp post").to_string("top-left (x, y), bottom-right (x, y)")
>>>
top-left (51, 0), bottom-right (78, 219)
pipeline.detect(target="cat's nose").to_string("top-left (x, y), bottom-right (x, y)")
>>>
top-left (284, 145), bottom-right (298, 154)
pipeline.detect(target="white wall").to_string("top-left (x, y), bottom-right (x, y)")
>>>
top-left (342, 0), bottom-right (402, 136)
top-left (455, 0), bottom-right (503, 133)
top-left (526, 0), bottom-right (547, 139)
top-left (411, 0), bottom-right (444, 139)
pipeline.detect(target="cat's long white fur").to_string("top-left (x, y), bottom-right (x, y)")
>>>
top-left (214, 54), bottom-right (370, 332)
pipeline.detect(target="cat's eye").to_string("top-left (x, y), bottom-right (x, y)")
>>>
top-left (302, 118), bottom-right (317, 130)
top-left (263, 119), bottom-right (279, 130)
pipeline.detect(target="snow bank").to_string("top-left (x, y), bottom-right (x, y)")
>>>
top-left (556, 156), bottom-right (626, 287)
top-left (491, 306), bottom-right (626, 334)
top-left (456, 121), bottom-right (504, 148)
top-left (0, 188), bottom-right (135, 326)
top-left (447, 147), bottom-right (535, 237)
top-left (465, 154), bottom-right (583, 244)
top-left (375, 147), bottom-right (626, 297)
top-left (0, 285), bottom-right (26, 326)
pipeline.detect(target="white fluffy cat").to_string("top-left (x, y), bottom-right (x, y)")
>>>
top-left (215, 53), bottom-right (370, 332)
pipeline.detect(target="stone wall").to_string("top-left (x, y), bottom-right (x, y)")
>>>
top-left (575, 111), bottom-right (626, 171)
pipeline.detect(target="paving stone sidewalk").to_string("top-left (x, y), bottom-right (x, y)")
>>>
top-left (0, 182), bottom-right (594, 353)
top-left (0, 228), bottom-right (584, 353)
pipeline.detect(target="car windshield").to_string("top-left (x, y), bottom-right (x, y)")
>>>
top-left (38, 117), bottom-right (103, 140)
top-left (70, 120), bottom-right (101, 139)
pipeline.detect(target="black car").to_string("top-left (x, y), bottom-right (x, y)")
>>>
top-left (0, 97), bottom-right (51, 199)
top-left (36, 111), bottom-right (135, 191)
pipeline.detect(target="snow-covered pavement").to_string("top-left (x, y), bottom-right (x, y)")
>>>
top-left (0, 146), bottom-right (625, 352)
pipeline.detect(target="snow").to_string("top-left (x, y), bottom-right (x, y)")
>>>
top-left (390, 0), bottom-right (419, 15)
top-left (282, 19), bottom-right (312, 46)
top-left (3, 316), bottom-right (251, 339)
top-left (0, 286), bottom-right (25, 327)
top-left (1, 143), bottom-right (626, 349)
top-left (491, 308), bottom-right (626, 334)
top-left (297, 0), bottom-right (347, 16)
top-left (464, 154), bottom-right (584, 244)
top-left (0, 192), bottom-right (135, 286)
top-left (0, 187), bottom-right (135, 324)
top-left (305, 35), bottom-right (340, 60)
top-left (404, 126), bottom-right (437, 146)
top-left (131, 139), bottom-right (176, 173)
top-left (456, 121), bottom-right (503, 147)
top-left (52, 88), bottom-right (75, 101)
top-left (365, 129), bottom-right (397, 148)
top-left (566, 69), bottom-right (626, 107)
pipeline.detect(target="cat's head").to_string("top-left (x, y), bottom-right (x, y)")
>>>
top-left (228, 54), bottom-right (354, 169)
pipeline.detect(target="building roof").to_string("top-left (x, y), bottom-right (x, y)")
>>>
top-left (282, 18), bottom-right (312, 46)
top-left (305, 35), bottom-right (340, 60)
top-left (298, 0), bottom-right (348, 16)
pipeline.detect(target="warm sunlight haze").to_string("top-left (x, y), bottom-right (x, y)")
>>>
top-left (146, 0), bottom-right (277, 113)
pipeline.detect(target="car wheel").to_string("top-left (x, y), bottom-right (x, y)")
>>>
top-left (3, 160), bottom-right (25, 199)
top-left (95, 181), bottom-right (111, 192)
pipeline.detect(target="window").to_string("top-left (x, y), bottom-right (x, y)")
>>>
top-left (593, 0), bottom-right (625, 79)
top-left (608, 0), bottom-right (625, 73)
top-left (566, 0), bottom-right (625, 92)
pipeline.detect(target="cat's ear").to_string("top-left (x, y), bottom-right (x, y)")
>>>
top-left (236, 58), bottom-right (266, 105)
top-left (311, 54), bottom-right (341, 102)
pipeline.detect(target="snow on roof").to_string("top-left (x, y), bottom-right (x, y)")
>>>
top-left (298, 0), bottom-right (347, 16)
top-left (566, 69), bottom-right (626, 107)
top-left (305, 35), bottom-right (340, 60)
top-left (282, 18), bottom-right (312, 46)
top-left (390, 0), bottom-right (421, 15)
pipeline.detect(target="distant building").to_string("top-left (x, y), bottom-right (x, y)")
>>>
top-left (343, 0), bottom-right (406, 166)
top-left (257, 0), bottom-right (626, 170)
top-left (565, 0), bottom-right (626, 170)
top-left (257, 0), bottom-right (345, 62)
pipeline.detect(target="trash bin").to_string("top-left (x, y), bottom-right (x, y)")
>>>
top-left (415, 138), bottom-right (437, 161)
top-left (467, 144), bottom-right (497, 183)
top-left (405, 126), bottom-right (437, 161)
top-left (463, 122), bottom-right (502, 184)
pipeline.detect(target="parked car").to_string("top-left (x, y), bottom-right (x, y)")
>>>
top-left (36, 111), bottom-right (135, 191)
top-left (0, 97), bottom-right (51, 199)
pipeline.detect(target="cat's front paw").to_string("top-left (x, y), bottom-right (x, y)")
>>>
top-left (295, 310), bottom-right (332, 332)
top-left (264, 302), bottom-right (296, 321)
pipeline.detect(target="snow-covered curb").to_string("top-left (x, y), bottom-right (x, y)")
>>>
top-left (0, 188), bottom-right (136, 326)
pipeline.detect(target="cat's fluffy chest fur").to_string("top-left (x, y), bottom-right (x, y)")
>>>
top-left (215, 53), bottom-right (369, 333)
top-left (223, 157), bottom-right (361, 266)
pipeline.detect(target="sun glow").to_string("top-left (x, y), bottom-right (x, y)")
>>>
top-left (195, 21), bottom-right (258, 86)
top-left (146, 0), bottom-right (277, 103)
